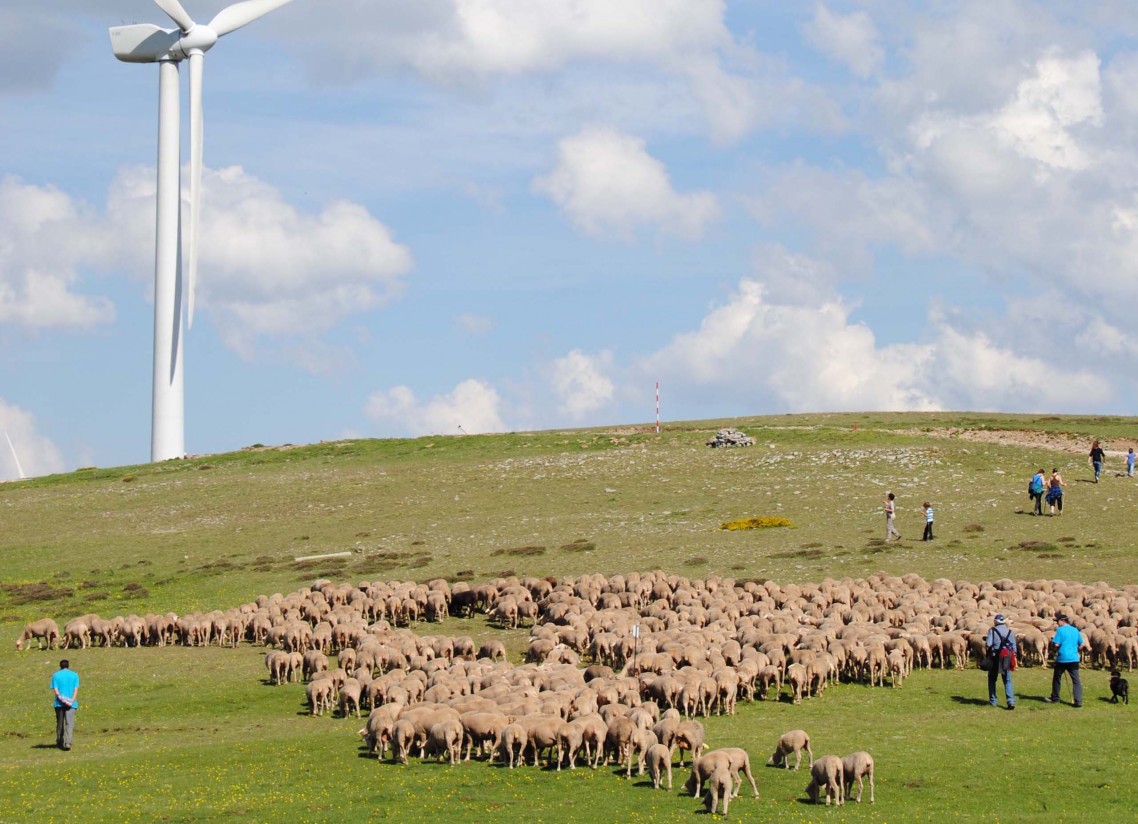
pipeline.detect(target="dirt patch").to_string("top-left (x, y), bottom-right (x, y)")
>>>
top-left (894, 427), bottom-right (1135, 455)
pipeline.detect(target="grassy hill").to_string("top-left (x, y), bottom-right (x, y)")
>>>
top-left (3, 412), bottom-right (1137, 821)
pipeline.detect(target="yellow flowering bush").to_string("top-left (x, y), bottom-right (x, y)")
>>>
top-left (719, 516), bottom-right (795, 530)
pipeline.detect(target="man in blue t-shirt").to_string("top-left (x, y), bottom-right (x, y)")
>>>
top-left (1047, 614), bottom-right (1088, 707)
top-left (50, 659), bottom-right (80, 750)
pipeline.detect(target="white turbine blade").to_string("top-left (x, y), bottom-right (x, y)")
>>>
top-left (154, 0), bottom-right (196, 32)
top-left (187, 51), bottom-right (204, 329)
top-left (209, 0), bottom-right (295, 37)
top-left (4, 430), bottom-right (26, 480)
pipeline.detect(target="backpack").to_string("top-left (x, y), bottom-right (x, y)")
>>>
top-left (989, 628), bottom-right (1017, 672)
top-left (1029, 476), bottom-right (1043, 495)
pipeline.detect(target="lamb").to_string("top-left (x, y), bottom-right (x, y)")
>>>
top-left (805, 754), bottom-right (845, 805)
top-left (768, 729), bottom-right (813, 770)
top-left (842, 751), bottom-right (875, 803)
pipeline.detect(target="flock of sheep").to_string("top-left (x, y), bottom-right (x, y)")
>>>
top-left (18, 569), bottom-right (1138, 811)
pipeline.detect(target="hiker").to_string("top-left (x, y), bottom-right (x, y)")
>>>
top-left (1047, 614), bottom-right (1089, 707)
top-left (1046, 468), bottom-right (1065, 516)
top-left (51, 659), bottom-right (80, 751)
top-left (1128, 448), bottom-right (1135, 478)
top-left (1029, 468), bottom-right (1045, 516)
top-left (921, 501), bottom-right (934, 541)
top-left (985, 614), bottom-right (1016, 710)
top-left (1089, 441), bottom-right (1105, 483)
top-left (884, 493), bottom-right (900, 542)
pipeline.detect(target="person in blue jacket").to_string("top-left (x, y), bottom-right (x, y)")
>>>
top-left (50, 659), bottom-right (80, 750)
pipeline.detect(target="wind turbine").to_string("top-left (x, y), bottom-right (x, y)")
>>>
top-left (109, 0), bottom-right (295, 461)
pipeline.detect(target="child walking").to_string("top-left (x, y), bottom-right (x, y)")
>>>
top-left (922, 502), bottom-right (934, 541)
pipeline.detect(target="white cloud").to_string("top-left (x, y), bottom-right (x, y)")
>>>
top-left (0, 176), bottom-right (115, 330)
top-left (0, 10), bottom-right (87, 95)
top-left (550, 349), bottom-right (614, 419)
top-left (456, 313), bottom-right (495, 335)
top-left (2, 165), bottom-right (411, 351)
top-left (990, 51), bottom-right (1102, 172)
top-left (108, 165), bottom-right (414, 346)
top-left (804, 4), bottom-right (884, 79)
top-left (533, 126), bottom-right (720, 240)
top-left (0, 398), bottom-right (66, 481)
top-left (639, 275), bottom-right (1112, 414)
top-left (365, 379), bottom-right (507, 436)
top-left (289, 0), bottom-right (731, 82)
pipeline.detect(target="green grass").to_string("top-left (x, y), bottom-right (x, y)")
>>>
top-left (3, 412), bottom-right (1138, 821)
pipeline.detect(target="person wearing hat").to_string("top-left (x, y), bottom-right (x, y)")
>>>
top-left (984, 614), bottom-right (1017, 709)
top-left (1048, 613), bottom-right (1089, 707)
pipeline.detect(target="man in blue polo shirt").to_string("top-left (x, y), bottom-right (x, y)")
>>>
top-left (1047, 614), bottom-right (1088, 707)
top-left (50, 659), bottom-right (80, 750)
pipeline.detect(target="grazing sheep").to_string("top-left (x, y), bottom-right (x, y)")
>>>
top-left (15, 619), bottom-right (59, 651)
top-left (842, 751), bottom-right (875, 804)
top-left (674, 719), bottom-right (706, 767)
top-left (685, 748), bottom-right (759, 799)
top-left (426, 719), bottom-right (463, 765)
top-left (496, 723), bottom-right (528, 769)
top-left (645, 743), bottom-right (673, 789)
top-left (704, 765), bottom-right (732, 815)
top-left (805, 755), bottom-right (845, 806)
top-left (768, 729), bottom-right (813, 770)
top-left (306, 677), bottom-right (334, 717)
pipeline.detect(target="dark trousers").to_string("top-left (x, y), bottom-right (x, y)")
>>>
top-left (1050, 661), bottom-right (1082, 706)
top-left (1031, 492), bottom-right (1043, 515)
top-left (922, 522), bottom-right (933, 541)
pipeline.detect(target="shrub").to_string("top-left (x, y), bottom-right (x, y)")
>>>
top-left (719, 516), bottom-right (795, 531)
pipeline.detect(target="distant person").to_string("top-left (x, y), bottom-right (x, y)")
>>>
top-left (985, 614), bottom-right (1016, 710)
top-left (1047, 613), bottom-right (1089, 707)
top-left (51, 659), bottom-right (79, 751)
top-left (921, 501), bottom-right (934, 541)
top-left (1029, 468), bottom-right (1045, 516)
top-left (1089, 441), bottom-right (1105, 483)
top-left (1046, 468), bottom-right (1065, 516)
top-left (884, 492), bottom-right (900, 542)
top-left (1128, 448), bottom-right (1135, 478)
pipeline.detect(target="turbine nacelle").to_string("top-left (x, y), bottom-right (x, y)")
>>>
top-left (109, 23), bottom-right (218, 63)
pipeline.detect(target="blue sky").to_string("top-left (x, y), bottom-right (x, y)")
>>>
top-left (3, 0), bottom-right (1138, 479)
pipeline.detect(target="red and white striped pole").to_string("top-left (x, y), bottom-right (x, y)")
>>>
top-left (655, 381), bottom-right (660, 434)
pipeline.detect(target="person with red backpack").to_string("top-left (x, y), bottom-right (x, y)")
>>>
top-left (985, 614), bottom-right (1017, 710)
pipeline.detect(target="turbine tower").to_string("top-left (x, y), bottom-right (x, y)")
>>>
top-left (110, 0), bottom-right (295, 461)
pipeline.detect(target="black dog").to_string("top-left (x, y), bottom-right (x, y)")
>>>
top-left (1110, 669), bottom-right (1129, 705)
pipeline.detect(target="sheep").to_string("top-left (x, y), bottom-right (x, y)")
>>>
top-left (805, 754), bottom-right (845, 806)
top-left (674, 719), bottom-right (706, 767)
top-left (306, 677), bottom-right (334, 717)
top-left (704, 765), bottom-right (732, 815)
top-left (645, 743), bottom-right (673, 789)
top-left (495, 722), bottom-right (528, 769)
top-left (16, 619), bottom-right (60, 651)
top-left (768, 729), bottom-right (813, 770)
top-left (842, 751), bottom-right (875, 803)
top-left (685, 748), bottom-right (759, 799)
top-left (426, 719), bottom-right (463, 765)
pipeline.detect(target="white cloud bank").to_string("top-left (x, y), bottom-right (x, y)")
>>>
top-left (0, 399), bottom-right (65, 481)
top-left (533, 126), bottom-right (720, 240)
top-left (640, 274), bottom-right (1112, 415)
top-left (0, 176), bottom-right (115, 330)
top-left (0, 167), bottom-right (412, 365)
top-left (551, 349), bottom-right (614, 419)
top-left (804, 4), bottom-right (884, 79)
top-left (365, 379), bottom-right (507, 437)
